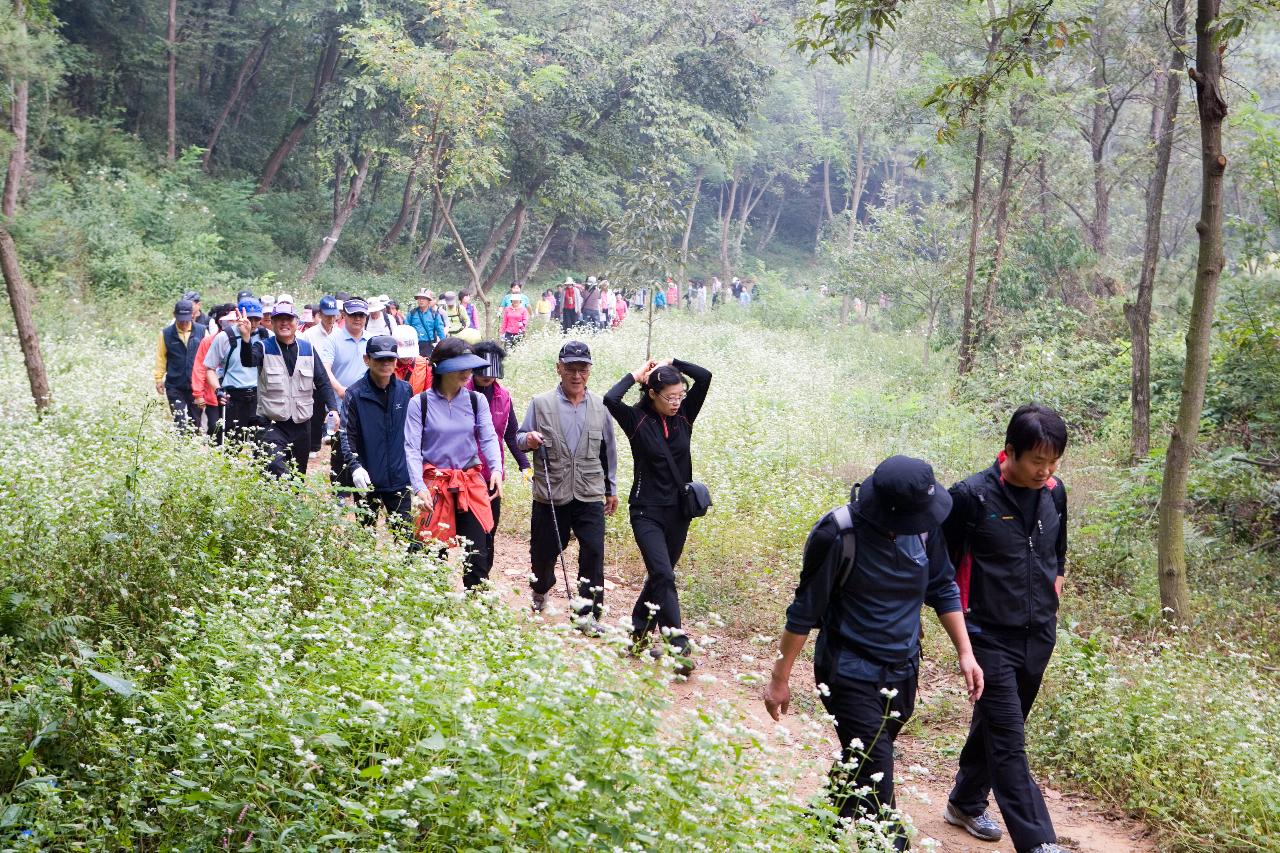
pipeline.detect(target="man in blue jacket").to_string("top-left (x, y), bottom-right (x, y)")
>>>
top-left (764, 456), bottom-right (984, 850)
top-left (407, 289), bottom-right (446, 357)
top-left (339, 335), bottom-right (413, 537)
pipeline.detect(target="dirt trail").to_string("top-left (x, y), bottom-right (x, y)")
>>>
top-left (482, 532), bottom-right (1156, 853)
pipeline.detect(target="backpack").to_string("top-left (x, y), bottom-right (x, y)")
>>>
top-left (807, 493), bottom-right (929, 604)
top-left (954, 477), bottom-right (1065, 609)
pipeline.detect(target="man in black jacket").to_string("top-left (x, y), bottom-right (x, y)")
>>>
top-left (765, 456), bottom-right (983, 850)
top-left (338, 336), bottom-right (413, 536)
top-left (941, 404), bottom-right (1069, 853)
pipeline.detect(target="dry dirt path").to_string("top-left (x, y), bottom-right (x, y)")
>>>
top-left (482, 531), bottom-right (1157, 853)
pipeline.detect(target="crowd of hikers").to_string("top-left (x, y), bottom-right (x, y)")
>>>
top-left (156, 285), bottom-right (1070, 853)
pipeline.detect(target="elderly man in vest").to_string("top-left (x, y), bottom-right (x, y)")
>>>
top-left (154, 298), bottom-right (207, 431)
top-left (516, 340), bottom-right (617, 628)
top-left (237, 301), bottom-right (340, 478)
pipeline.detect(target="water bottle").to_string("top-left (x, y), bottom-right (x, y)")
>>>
top-left (323, 410), bottom-right (339, 443)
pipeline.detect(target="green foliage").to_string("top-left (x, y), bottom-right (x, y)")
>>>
top-left (1206, 274), bottom-right (1280, 444)
top-left (1031, 630), bottom-right (1280, 852)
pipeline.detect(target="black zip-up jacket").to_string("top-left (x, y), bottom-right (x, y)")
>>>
top-left (943, 461), bottom-right (1067, 631)
top-left (603, 359), bottom-right (711, 508)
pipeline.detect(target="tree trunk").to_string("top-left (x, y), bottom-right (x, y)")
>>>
top-left (405, 190), bottom-right (425, 245)
top-left (756, 192), bottom-right (784, 253)
top-left (257, 31), bottom-right (340, 194)
top-left (845, 47), bottom-right (874, 248)
top-left (975, 133), bottom-right (1016, 353)
top-left (479, 200), bottom-right (527, 296)
top-left (1125, 0), bottom-right (1186, 461)
top-left (331, 152), bottom-right (344, 221)
top-left (678, 168), bottom-right (704, 283)
top-left (414, 194), bottom-right (451, 272)
top-left (1037, 154), bottom-right (1051, 231)
top-left (378, 161), bottom-right (421, 251)
top-left (0, 223), bottom-right (50, 411)
top-left (719, 176), bottom-right (738, 284)
top-left (821, 159), bottom-right (835, 222)
top-left (521, 215), bottom-right (562, 285)
top-left (958, 118), bottom-right (987, 375)
top-left (3, 81), bottom-right (26, 218)
top-left (300, 151), bottom-right (372, 285)
top-left (203, 25), bottom-right (276, 172)
top-left (166, 0), bottom-right (178, 162)
top-left (1156, 0), bottom-right (1228, 624)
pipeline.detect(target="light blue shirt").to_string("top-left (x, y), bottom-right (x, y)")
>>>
top-left (203, 330), bottom-right (258, 389)
top-left (331, 327), bottom-right (369, 389)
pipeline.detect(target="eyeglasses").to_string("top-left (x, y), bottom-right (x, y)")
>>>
top-left (561, 364), bottom-right (591, 374)
top-left (658, 392), bottom-right (686, 405)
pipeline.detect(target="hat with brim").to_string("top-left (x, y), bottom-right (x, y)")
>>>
top-left (174, 299), bottom-right (195, 321)
top-left (366, 335), bottom-right (399, 360)
top-left (434, 353), bottom-right (489, 374)
top-left (271, 302), bottom-right (299, 319)
top-left (855, 455), bottom-right (952, 536)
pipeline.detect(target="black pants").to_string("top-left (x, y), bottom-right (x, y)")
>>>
top-left (629, 504), bottom-right (690, 649)
top-left (455, 509), bottom-right (491, 590)
top-left (560, 309), bottom-right (579, 332)
top-left (165, 388), bottom-right (200, 431)
top-left (818, 666), bottom-right (917, 850)
top-left (330, 435), bottom-right (354, 488)
top-left (223, 388), bottom-right (260, 444)
top-left (357, 488), bottom-right (413, 538)
top-left (949, 621), bottom-right (1057, 853)
top-left (309, 406), bottom-right (326, 453)
top-left (483, 493), bottom-right (502, 574)
top-left (261, 419), bottom-right (311, 478)
top-left (204, 404), bottom-right (223, 443)
top-left (530, 499), bottom-right (605, 618)
top-left (581, 309), bottom-right (603, 330)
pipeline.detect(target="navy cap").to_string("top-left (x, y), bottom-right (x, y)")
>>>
top-left (236, 289), bottom-right (254, 301)
top-left (343, 298), bottom-right (369, 316)
top-left (174, 299), bottom-right (195, 321)
top-left (366, 335), bottom-right (399, 360)
top-left (318, 295), bottom-right (340, 316)
top-left (183, 290), bottom-right (201, 303)
top-left (855, 455), bottom-right (952, 536)
top-left (238, 298), bottom-right (263, 318)
top-left (558, 340), bottom-right (592, 364)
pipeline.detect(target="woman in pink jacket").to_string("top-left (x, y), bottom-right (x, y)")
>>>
top-left (500, 301), bottom-right (529, 347)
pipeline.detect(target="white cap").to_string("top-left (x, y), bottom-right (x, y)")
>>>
top-left (367, 297), bottom-right (387, 313)
top-left (392, 324), bottom-right (419, 358)
top-left (275, 292), bottom-right (294, 305)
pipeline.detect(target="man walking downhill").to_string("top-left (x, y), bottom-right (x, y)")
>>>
top-left (559, 277), bottom-right (582, 332)
top-left (328, 298), bottom-right (371, 488)
top-left (204, 297), bottom-right (266, 443)
top-left (407, 289), bottom-right (445, 357)
top-left (942, 404), bottom-right (1071, 853)
top-left (237, 301), bottom-right (340, 478)
top-left (339, 335), bottom-right (414, 538)
top-left (302, 294), bottom-right (341, 456)
top-left (766, 456), bottom-right (984, 850)
top-left (516, 340), bottom-right (618, 631)
top-left (155, 298), bottom-right (207, 431)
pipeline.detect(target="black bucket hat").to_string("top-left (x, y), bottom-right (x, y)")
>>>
top-left (856, 455), bottom-right (953, 536)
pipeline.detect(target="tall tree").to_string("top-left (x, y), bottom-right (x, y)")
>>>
top-left (1155, 0), bottom-right (1230, 622)
top-left (1125, 0), bottom-right (1187, 460)
top-left (257, 27), bottom-right (343, 193)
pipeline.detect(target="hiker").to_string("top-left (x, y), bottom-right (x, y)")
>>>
top-left (559, 277), bottom-right (581, 332)
top-left (392, 325), bottom-right (432, 394)
top-left (441, 291), bottom-right (466, 336)
top-left (339, 335), bottom-right (414, 536)
top-left (407, 289), bottom-right (446, 357)
top-left (365, 297), bottom-right (395, 338)
top-left (302, 295), bottom-right (341, 455)
top-left (534, 289), bottom-right (555, 324)
top-left (581, 276), bottom-right (604, 329)
top-left (467, 341), bottom-right (530, 577)
top-left (500, 297), bottom-right (529, 347)
top-left (329, 298), bottom-right (372, 487)
top-left (386, 299), bottom-right (405, 325)
top-left (501, 281), bottom-right (528, 310)
top-left (941, 405), bottom-right (1070, 853)
top-left (516, 340), bottom-right (617, 628)
top-left (154, 298), bottom-right (207, 431)
top-left (613, 290), bottom-right (627, 328)
top-left (403, 338), bottom-right (502, 588)
top-left (460, 292), bottom-right (479, 329)
top-left (184, 290), bottom-right (208, 328)
top-left (190, 302), bottom-right (236, 441)
top-left (237, 301), bottom-right (340, 478)
top-left (603, 357), bottom-right (712, 670)
top-left (764, 455), bottom-right (984, 850)
top-left (204, 297), bottom-right (266, 442)
top-left (665, 278), bottom-right (678, 311)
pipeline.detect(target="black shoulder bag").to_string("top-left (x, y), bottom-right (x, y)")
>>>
top-left (654, 426), bottom-right (711, 519)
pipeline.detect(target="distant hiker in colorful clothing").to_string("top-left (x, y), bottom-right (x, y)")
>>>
top-left (237, 301), bottom-right (340, 478)
top-left (392, 325), bottom-right (432, 394)
top-left (765, 455), bottom-right (984, 850)
top-left (190, 302), bottom-right (236, 441)
top-left (516, 340), bottom-right (618, 630)
top-left (500, 298), bottom-right (530, 347)
top-left (407, 289), bottom-right (446, 357)
top-left (205, 297), bottom-right (266, 442)
top-left (941, 405), bottom-right (1070, 853)
top-left (559, 277), bottom-right (582, 332)
top-left (155, 298), bottom-right (207, 431)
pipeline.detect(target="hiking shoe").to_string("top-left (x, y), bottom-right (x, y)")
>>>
top-left (672, 656), bottom-right (696, 678)
top-left (944, 802), bottom-right (1002, 841)
top-left (574, 615), bottom-right (603, 637)
top-left (530, 592), bottom-right (547, 613)
top-left (1028, 845), bottom-right (1068, 853)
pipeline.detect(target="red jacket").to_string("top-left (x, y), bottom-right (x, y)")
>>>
top-left (190, 333), bottom-right (218, 406)
top-left (414, 464), bottom-right (494, 546)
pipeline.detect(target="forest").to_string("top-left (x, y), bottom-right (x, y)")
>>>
top-left (0, 0), bottom-right (1278, 849)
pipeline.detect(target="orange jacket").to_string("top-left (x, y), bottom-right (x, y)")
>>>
top-left (414, 464), bottom-right (494, 546)
top-left (395, 358), bottom-right (432, 395)
top-left (190, 333), bottom-right (218, 406)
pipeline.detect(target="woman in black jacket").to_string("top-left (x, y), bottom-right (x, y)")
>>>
top-left (604, 357), bottom-right (712, 669)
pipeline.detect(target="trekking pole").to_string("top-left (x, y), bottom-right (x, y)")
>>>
top-left (536, 445), bottom-right (576, 607)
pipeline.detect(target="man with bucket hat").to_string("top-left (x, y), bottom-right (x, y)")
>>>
top-left (237, 300), bottom-right (340, 477)
top-left (764, 455), bottom-right (984, 850)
